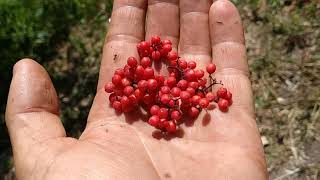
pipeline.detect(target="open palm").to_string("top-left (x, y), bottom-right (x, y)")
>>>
top-left (6, 0), bottom-right (268, 179)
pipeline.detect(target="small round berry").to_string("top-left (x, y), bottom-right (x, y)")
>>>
top-left (143, 94), bottom-right (153, 104)
top-left (104, 82), bottom-right (115, 93)
top-left (144, 67), bottom-right (155, 79)
top-left (158, 119), bottom-right (167, 129)
top-left (180, 91), bottom-right (191, 102)
top-left (134, 89), bottom-right (144, 100)
top-left (198, 78), bottom-right (207, 87)
top-left (197, 91), bottom-right (205, 98)
top-left (120, 96), bottom-right (130, 107)
top-left (162, 39), bottom-right (172, 45)
top-left (112, 101), bottom-right (122, 112)
top-left (148, 79), bottom-right (158, 90)
top-left (141, 57), bottom-right (152, 68)
top-left (188, 107), bottom-right (200, 118)
top-left (155, 75), bottom-right (165, 85)
top-left (115, 68), bottom-right (125, 77)
top-left (178, 59), bottom-right (188, 69)
top-left (199, 98), bottom-right (209, 109)
top-left (218, 99), bottom-right (229, 112)
top-left (138, 80), bottom-right (148, 91)
top-left (171, 110), bottom-right (181, 121)
top-left (177, 80), bottom-right (188, 90)
top-left (168, 100), bottom-right (175, 107)
top-left (148, 115), bottom-right (160, 127)
top-left (195, 69), bottom-right (205, 79)
top-left (188, 82), bottom-right (199, 89)
top-left (205, 92), bottom-right (216, 102)
top-left (191, 95), bottom-right (201, 105)
top-left (128, 94), bottom-right (138, 105)
top-left (171, 87), bottom-right (181, 97)
top-left (152, 50), bottom-right (161, 61)
top-left (160, 94), bottom-right (171, 104)
top-left (206, 63), bottom-right (216, 74)
top-left (225, 91), bottom-right (233, 100)
top-left (184, 69), bottom-right (196, 81)
top-left (161, 86), bottom-right (171, 94)
top-left (167, 77), bottom-right (177, 88)
top-left (167, 51), bottom-right (178, 61)
top-left (169, 60), bottom-right (178, 67)
top-left (159, 108), bottom-right (169, 119)
top-left (166, 121), bottom-right (177, 133)
top-left (186, 87), bottom-right (196, 96)
top-left (121, 78), bottom-right (131, 87)
top-left (151, 35), bottom-right (161, 45)
top-left (163, 44), bottom-right (172, 53)
top-left (135, 65), bottom-right (145, 76)
top-left (217, 87), bottom-right (228, 98)
top-left (140, 41), bottom-right (150, 50)
top-left (123, 86), bottom-right (134, 96)
top-left (150, 105), bottom-right (160, 116)
top-left (127, 57), bottom-right (138, 67)
top-left (188, 61), bottom-right (197, 69)
top-left (112, 74), bottom-right (122, 85)
top-left (109, 93), bottom-right (117, 103)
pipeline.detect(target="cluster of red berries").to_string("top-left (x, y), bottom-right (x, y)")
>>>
top-left (105, 36), bottom-right (233, 133)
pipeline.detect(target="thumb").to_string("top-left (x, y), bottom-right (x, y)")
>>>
top-left (5, 59), bottom-right (66, 162)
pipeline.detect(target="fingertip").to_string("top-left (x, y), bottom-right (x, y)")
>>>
top-left (209, 0), bottom-right (244, 45)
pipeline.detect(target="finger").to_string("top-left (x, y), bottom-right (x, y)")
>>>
top-left (210, 0), bottom-right (253, 113)
top-left (97, 0), bottom-right (147, 90)
top-left (5, 59), bottom-right (66, 157)
top-left (145, 0), bottom-right (180, 74)
top-left (178, 0), bottom-right (212, 69)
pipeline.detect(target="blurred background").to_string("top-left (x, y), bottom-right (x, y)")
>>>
top-left (0, 0), bottom-right (319, 179)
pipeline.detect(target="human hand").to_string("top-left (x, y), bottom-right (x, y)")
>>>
top-left (6, 0), bottom-right (268, 179)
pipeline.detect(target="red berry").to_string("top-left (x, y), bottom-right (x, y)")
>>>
top-left (148, 115), bottom-right (160, 127)
top-left (163, 44), bottom-right (172, 53)
top-left (180, 91), bottom-right (191, 102)
top-left (161, 86), bottom-right (171, 94)
top-left (191, 95), bottom-right (201, 105)
top-left (166, 121), bottom-right (177, 133)
top-left (217, 87), bottom-right (228, 98)
top-left (167, 51), bottom-right (178, 61)
top-left (148, 79), bottom-right (158, 90)
top-left (184, 69), bottom-right (196, 81)
top-left (135, 65), bottom-right (145, 76)
top-left (168, 100), bottom-right (175, 107)
top-left (112, 101), bottom-right (122, 112)
top-left (171, 110), bottom-right (181, 121)
top-left (199, 98), bottom-right (209, 109)
top-left (160, 94), bottom-right (171, 104)
top-left (218, 99), bottom-right (229, 112)
top-left (198, 78), bottom-right (207, 87)
top-left (162, 39), bottom-right (172, 45)
top-left (144, 67), bottom-right (155, 79)
top-left (150, 105), bottom-right (160, 116)
top-left (143, 94), bottom-right (153, 104)
top-left (123, 86), bottom-right (134, 96)
top-left (205, 92), bottom-right (216, 102)
top-left (141, 57), bottom-right (152, 68)
top-left (112, 74), bottom-right (122, 85)
top-left (152, 51), bottom-right (161, 61)
top-left (188, 82), bottom-right (199, 89)
top-left (195, 69), bottom-right (205, 79)
top-left (206, 63), bottom-right (216, 74)
top-left (115, 68), bottom-right (125, 77)
top-left (171, 87), bottom-right (181, 97)
top-left (177, 80), bottom-right (188, 90)
top-left (178, 59), bottom-right (188, 69)
top-left (158, 118), bottom-right (167, 129)
top-left (121, 96), bottom-right (130, 107)
top-left (188, 107), bottom-right (200, 118)
top-left (186, 87), bottom-right (196, 96)
top-left (109, 93), bottom-right (117, 103)
top-left (134, 89), bottom-right (144, 100)
top-left (104, 82), bottom-right (114, 93)
top-left (188, 61), bottom-right (197, 69)
top-left (140, 41), bottom-right (150, 50)
top-left (138, 80), bottom-right (148, 91)
top-left (167, 77), bottom-right (177, 88)
top-left (121, 78), bottom-right (131, 87)
top-left (127, 57), bottom-right (138, 67)
top-left (159, 108), bottom-right (169, 118)
top-left (155, 75), bottom-right (165, 86)
top-left (151, 35), bottom-right (161, 45)
top-left (128, 95), bottom-right (138, 105)
top-left (225, 91), bottom-right (233, 100)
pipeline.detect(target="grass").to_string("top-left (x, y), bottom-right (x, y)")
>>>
top-left (1, 0), bottom-right (319, 179)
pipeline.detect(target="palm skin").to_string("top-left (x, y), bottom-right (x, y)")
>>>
top-left (5, 0), bottom-right (268, 180)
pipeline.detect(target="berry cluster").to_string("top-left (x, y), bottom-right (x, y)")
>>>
top-left (105, 36), bottom-right (233, 133)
